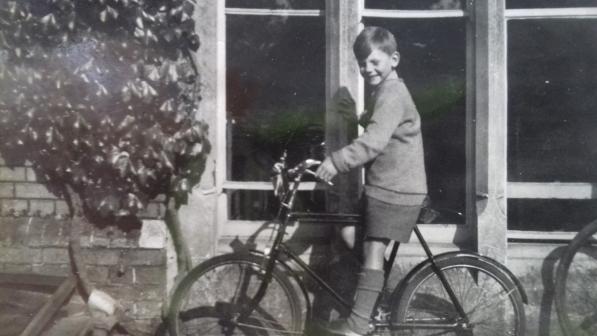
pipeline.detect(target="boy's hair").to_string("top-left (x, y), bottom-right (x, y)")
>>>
top-left (353, 26), bottom-right (398, 61)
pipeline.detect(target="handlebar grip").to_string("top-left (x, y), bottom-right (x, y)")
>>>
top-left (304, 159), bottom-right (322, 168)
top-left (305, 169), bottom-right (333, 186)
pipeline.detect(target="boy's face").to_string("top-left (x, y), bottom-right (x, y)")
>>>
top-left (357, 48), bottom-right (399, 87)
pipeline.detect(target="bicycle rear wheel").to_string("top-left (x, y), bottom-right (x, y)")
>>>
top-left (167, 253), bottom-right (303, 336)
top-left (392, 256), bottom-right (525, 336)
top-left (555, 220), bottom-right (597, 336)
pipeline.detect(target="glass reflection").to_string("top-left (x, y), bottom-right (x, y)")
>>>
top-left (507, 0), bottom-right (597, 9)
top-left (366, 0), bottom-right (464, 10)
top-left (229, 190), bottom-right (326, 220)
top-left (226, 15), bottom-right (325, 182)
top-left (226, 0), bottom-right (324, 10)
top-left (508, 19), bottom-right (597, 182)
top-left (508, 199), bottom-right (597, 231)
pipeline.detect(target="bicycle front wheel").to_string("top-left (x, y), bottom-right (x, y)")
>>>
top-left (555, 220), bottom-right (597, 336)
top-left (392, 256), bottom-right (526, 336)
top-left (167, 253), bottom-right (303, 336)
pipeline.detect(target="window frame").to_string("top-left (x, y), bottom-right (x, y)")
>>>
top-left (504, 6), bottom-right (597, 241)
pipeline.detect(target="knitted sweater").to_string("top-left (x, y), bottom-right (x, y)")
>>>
top-left (331, 74), bottom-right (427, 205)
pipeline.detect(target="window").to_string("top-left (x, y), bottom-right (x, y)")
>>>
top-left (224, 2), bottom-right (326, 221)
top-left (506, 8), bottom-right (597, 232)
top-left (201, 0), bottom-right (597, 255)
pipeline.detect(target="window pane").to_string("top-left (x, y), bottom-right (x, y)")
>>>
top-left (227, 16), bottom-right (325, 181)
top-left (507, 0), bottom-right (597, 9)
top-left (228, 190), bottom-right (326, 220)
top-left (364, 18), bottom-right (466, 216)
top-left (508, 199), bottom-right (597, 231)
top-left (508, 20), bottom-right (597, 182)
top-left (226, 0), bottom-right (324, 10)
top-left (366, 0), bottom-right (464, 10)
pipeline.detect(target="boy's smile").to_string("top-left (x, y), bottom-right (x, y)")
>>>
top-left (358, 48), bottom-right (399, 87)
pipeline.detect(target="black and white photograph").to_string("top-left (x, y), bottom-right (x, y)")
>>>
top-left (1, 1), bottom-right (597, 335)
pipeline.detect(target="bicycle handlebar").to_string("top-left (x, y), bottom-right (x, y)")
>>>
top-left (287, 159), bottom-right (321, 175)
top-left (287, 159), bottom-right (333, 186)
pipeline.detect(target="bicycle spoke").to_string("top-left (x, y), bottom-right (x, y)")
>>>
top-left (394, 258), bottom-right (524, 336)
top-left (170, 256), bottom-right (303, 335)
top-left (472, 322), bottom-right (517, 336)
top-left (235, 321), bottom-right (303, 335)
top-left (465, 287), bottom-right (516, 318)
top-left (242, 305), bottom-right (291, 331)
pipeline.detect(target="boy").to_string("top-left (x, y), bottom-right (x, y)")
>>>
top-left (316, 26), bottom-right (427, 336)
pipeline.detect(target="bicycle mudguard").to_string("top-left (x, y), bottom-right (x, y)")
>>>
top-left (393, 251), bottom-right (528, 304)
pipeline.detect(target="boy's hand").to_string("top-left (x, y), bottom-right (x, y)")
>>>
top-left (315, 157), bottom-right (338, 183)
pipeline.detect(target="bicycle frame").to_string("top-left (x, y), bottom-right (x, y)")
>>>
top-left (239, 160), bottom-right (473, 333)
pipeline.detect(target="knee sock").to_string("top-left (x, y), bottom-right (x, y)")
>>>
top-left (347, 268), bottom-right (385, 335)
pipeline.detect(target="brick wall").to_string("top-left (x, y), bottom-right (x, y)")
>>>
top-left (0, 159), bottom-right (169, 334)
top-left (0, 158), bottom-right (165, 219)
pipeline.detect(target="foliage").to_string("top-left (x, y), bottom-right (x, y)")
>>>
top-left (0, 0), bottom-right (207, 220)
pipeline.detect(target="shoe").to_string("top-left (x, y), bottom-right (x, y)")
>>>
top-left (324, 319), bottom-right (364, 336)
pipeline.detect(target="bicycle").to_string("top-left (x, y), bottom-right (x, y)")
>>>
top-left (165, 152), bottom-right (528, 335)
top-left (555, 219), bottom-right (597, 336)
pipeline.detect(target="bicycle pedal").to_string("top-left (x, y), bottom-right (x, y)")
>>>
top-left (373, 307), bottom-right (390, 322)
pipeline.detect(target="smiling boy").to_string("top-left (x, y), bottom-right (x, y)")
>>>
top-left (316, 26), bottom-right (427, 336)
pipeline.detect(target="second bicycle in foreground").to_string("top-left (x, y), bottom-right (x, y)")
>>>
top-left (555, 218), bottom-right (597, 336)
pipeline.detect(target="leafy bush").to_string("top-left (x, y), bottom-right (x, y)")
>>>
top-left (0, 0), bottom-right (207, 221)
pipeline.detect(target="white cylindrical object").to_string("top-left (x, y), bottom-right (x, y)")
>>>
top-left (88, 289), bottom-right (117, 316)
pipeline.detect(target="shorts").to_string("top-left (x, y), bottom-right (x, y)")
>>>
top-left (364, 196), bottom-right (422, 243)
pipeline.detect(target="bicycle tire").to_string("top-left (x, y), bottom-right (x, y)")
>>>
top-left (555, 219), bottom-right (597, 336)
top-left (167, 253), bottom-right (304, 336)
top-left (392, 256), bottom-right (526, 336)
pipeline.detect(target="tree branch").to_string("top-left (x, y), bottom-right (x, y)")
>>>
top-left (164, 199), bottom-right (193, 274)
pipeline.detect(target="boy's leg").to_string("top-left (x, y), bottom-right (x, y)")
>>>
top-left (340, 225), bottom-right (357, 249)
top-left (345, 239), bottom-right (387, 335)
top-left (362, 239), bottom-right (388, 270)
top-left (338, 224), bottom-right (364, 263)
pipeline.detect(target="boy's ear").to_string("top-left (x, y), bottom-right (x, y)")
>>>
top-left (391, 51), bottom-right (400, 68)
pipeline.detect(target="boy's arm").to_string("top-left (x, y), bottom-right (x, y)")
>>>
top-left (331, 86), bottom-right (404, 173)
